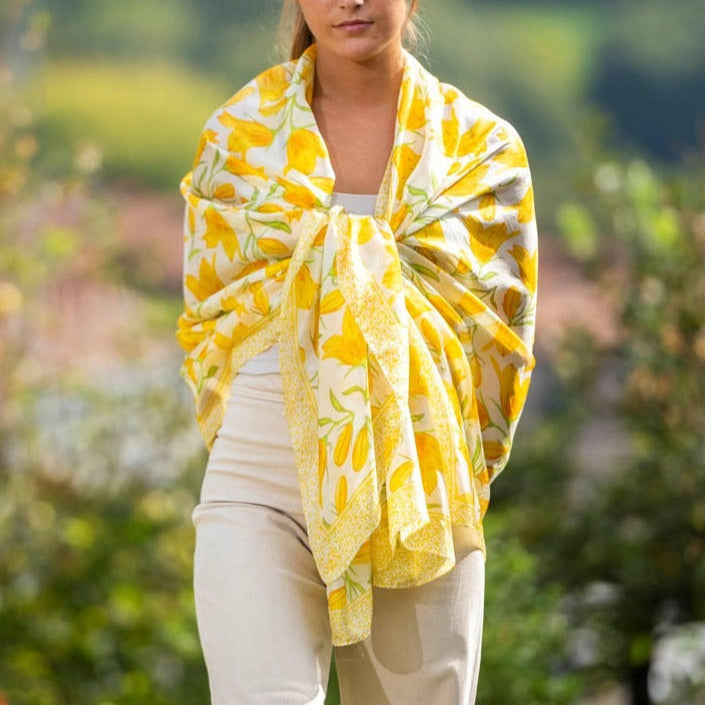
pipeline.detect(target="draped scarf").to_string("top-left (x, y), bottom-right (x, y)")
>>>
top-left (177, 43), bottom-right (538, 646)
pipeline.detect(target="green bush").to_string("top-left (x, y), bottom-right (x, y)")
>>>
top-left (31, 61), bottom-right (230, 190)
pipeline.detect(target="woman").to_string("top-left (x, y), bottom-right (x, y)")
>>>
top-left (177, 0), bottom-right (538, 703)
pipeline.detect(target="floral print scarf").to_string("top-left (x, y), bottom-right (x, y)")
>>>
top-left (177, 43), bottom-right (538, 646)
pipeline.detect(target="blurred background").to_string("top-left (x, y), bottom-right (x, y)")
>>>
top-left (1, 0), bottom-right (704, 703)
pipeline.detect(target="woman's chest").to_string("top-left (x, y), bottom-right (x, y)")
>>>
top-left (313, 101), bottom-right (397, 194)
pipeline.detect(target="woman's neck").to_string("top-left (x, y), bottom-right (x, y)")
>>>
top-left (312, 44), bottom-right (405, 110)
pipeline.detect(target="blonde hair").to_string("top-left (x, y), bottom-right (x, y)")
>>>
top-left (277, 0), bottom-right (422, 61)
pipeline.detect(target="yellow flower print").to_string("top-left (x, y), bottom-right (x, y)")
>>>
top-left (225, 156), bottom-right (267, 180)
top-left (328, 585), bottom-right (347, 611)
top-left (457, 118), bottom-right (492, 158)
top-left (231, 323), bottom-right (252, 345)
top-left (313, 224), bottom-right (328, 247)
top-left (418, 219), bottom-right (445, 243)
top-left (494, 137), bottom-right (529, 168)
top-left (192, 128), bottom-right (216, 167)
top-left (414, 432), bottom-right (442, 495)
top-left (421, 463), bottom-right (438, 496)
top-left (443, 87), bottom-right (459, 104)
top-left (256, 64), bottom-right (288, 107)
top-left (458, 291), bottom-right (487, 317)
top-left (469, 354), bottom-right (482, 386)
top-left (214, 331), bottom-right (234, 349)
top-left (334, 421), bottom-right (354, 467)
top-left (457, 326), bottom-right (472, 345)
top-left (483, 440), bottom-right (508, 463)
top-left (213, 183), bottom-right (236, 201)
top-left (477, 397), bottom-right (490, 430)
top-left (390, 203), bottom-right (410, 232)
top-left (277, 178), bottom-right (318, 209)
top-left (479, 193), bottom-right (496, 221)
top-left (414, 433), bottom-right (442, 470)
top-left (427, 290), bottom-right (463, 331)
top-left (221, 295), bottom-right (247, 315)
top-left (502, 287), bottom-right (523, 321)
top-left (403, 83), bottom-right (428, 132)
top-left (382, 259), bottom-right (403, 290)
top-left (335, 475), bottom-right (348, 515)
top-left (393, 144), bottom-right (422, 201)
top-left (515, 184), bottom-right (534, 224)
top-left (240, 261), bottom-right (266, 278)
top-left (352, 426), bottom-right (369, 472)
top-left (295, 263), bottom-right (318, 310)
top-left (310, 176), bottom-right (335, 194)
top-left (320, 289), bottom-right (345, 316)
top-left (322, 307), bottom-right (368, 367)
top-left (185, 255), bottom-right (225, 301)
top-left (408, 345), bottom-right (427, 397)
top-left (257, 203), bottom-right (285, 214)
top-left (176, 321), bottom-right (203, 353)
top-left (355, 218), bottom-right (376, 245)
top-left (491, 358), bottom-right (531, 423)
top-left (445, 340), bottom-right (468, 372)
top-left (218, 114), bottom-right (274, 156)
top-left (508, 245), bottom-right (538, 293)
top-left (445, 163), bottom-right (490, 198)
top-left (223, 85), bottom-right (255, 108)
top-left (258, 100), bottom-right (286, 119)
top-left (265, 260), bottom-right (288, 281)
top-left (419, 315), bottom-right (442, 354)
top-left (203, 207), bottom-right (241, 261)
top-left (442, 107), bottom-right (459, 156)
top-left (454, 491), bottom-right (475, 506)
top-left (285, 128), bottom-right (326, 175)
top-left (469, 220), bottom-right (519, 264)
top-left (389, 460), bottom-right (414, 493)
top-left (257, 237), bottom-right (291, 258)
top-left (248, 281), bottom-right (270, 316)
top-left (183, 356), bottom-right (197, 384)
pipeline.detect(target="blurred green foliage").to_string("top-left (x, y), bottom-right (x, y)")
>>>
top-left (24, 0), bottom-right (705, 217)
top-left (0, 456), bottom-right (208, 704)
top-left (537, 157), bottom-right (705, 704)
top-left (1, 4), bottom-right (206, 702)
top-left (32, 60), bottom-right (229, 187)
top-left (591, 0), bottom-right (705, 160)
top-left (478, 511), bottom-right (583, 704)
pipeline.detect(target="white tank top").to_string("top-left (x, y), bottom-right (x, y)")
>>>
top-left (239, 192), bottom-right (378, 375)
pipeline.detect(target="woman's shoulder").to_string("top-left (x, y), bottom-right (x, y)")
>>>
top-left (431, 74), bottom-right (529, 166)
top-left (444, 79), bottom-right (524, 140)
top-left (408, 53), bottom-right (527, 160)
top-left (201, 58), bottom-right (296, 133)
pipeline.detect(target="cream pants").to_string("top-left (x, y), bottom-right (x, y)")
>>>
top-left (191, 371), bottom-right (485, 705)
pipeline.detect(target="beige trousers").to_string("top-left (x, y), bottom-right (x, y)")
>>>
top-left (191, 371), bottom-right (485, 705)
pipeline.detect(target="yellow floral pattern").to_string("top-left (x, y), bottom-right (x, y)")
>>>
top-left (177, 44), bottom-right (538, 646)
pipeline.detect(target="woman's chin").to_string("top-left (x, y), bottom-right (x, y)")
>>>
top-left (318, 35), bottom-right (398, 64)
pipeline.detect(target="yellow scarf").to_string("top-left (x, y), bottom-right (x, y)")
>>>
top-left (177, 43), bottom-right (537, 646)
